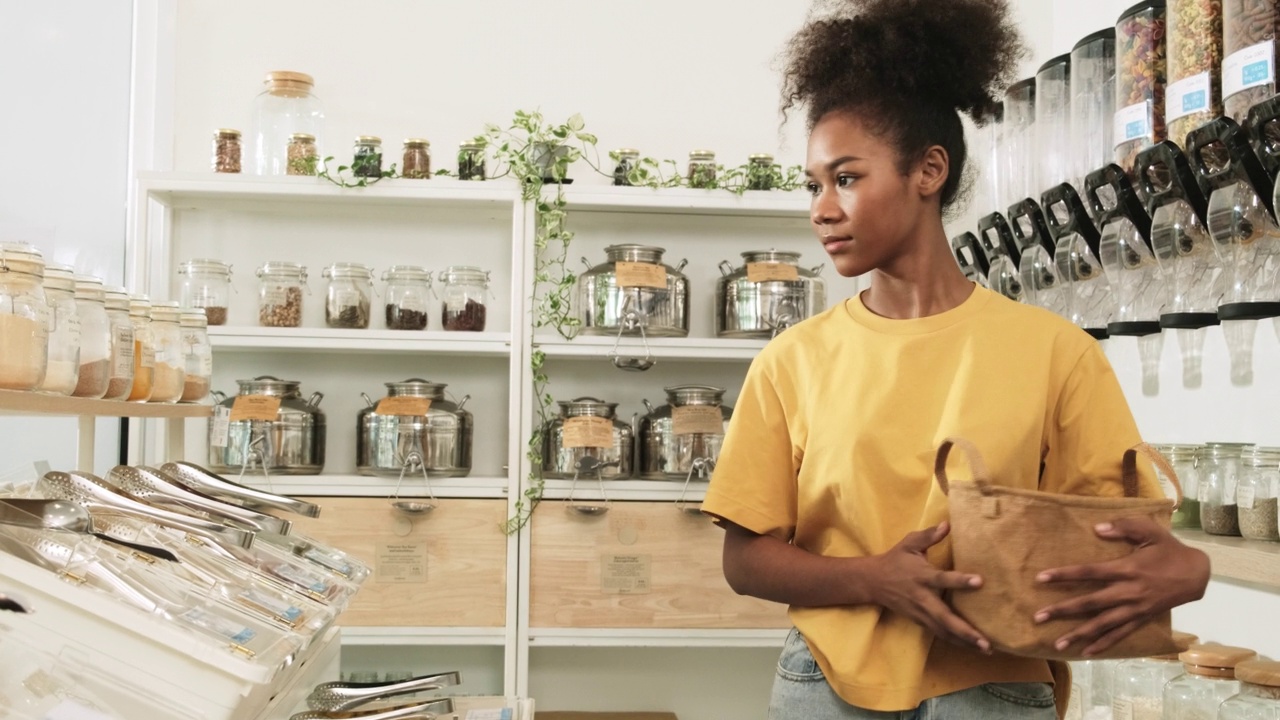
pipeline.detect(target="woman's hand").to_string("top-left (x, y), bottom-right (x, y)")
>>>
top-left (869, 521), bottom-right (992, 654)
top-left (1033, 517), bottom-right (1210, 656)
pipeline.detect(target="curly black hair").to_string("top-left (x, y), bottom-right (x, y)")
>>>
top-left (782, 0), bottom-right (1026, 212)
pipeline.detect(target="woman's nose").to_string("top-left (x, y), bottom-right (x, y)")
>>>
top-left (811, 186), bottom-right (844, 228)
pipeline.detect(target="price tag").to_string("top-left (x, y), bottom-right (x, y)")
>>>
top-left (229, 394), bottom-right (281, 422)
top-left (601, 554), bottom-right (651, 594)
top-left (563, 416), bottom-right (615, 448)
top-left (615, 261), bottom-right (668, 289)
top-left (210, 406), bottom-right (231, 447)
top-left (1166, 72), bottom-right (1212, 122)
top-left (112, 325), bottom-right (134, 376)
top-left (1237, 484), bottom-right (1257, 510)
top-left (1224, 41), bottom-right (1276, 99)
top-left (672, 405), bottom-right (725, 436)
top-left (375, 396), bottom-right (432, 416)
top-left (1114, 102), bottom-right (1152, 147)
top-left (747, 262), bottom-right (800, 283)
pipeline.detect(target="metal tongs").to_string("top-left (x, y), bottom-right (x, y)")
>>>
top-left (107, 465), bottom-right (292, 535)
top-left (291, 698), bottom-right (454, 720)
top-left (160, 462), bottom-right (321, 519)
top-left (0, 498), bottom-right (178, 562)
top-left (305, 672), bottom-right (461, 713)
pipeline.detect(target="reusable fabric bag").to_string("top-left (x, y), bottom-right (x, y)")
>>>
top-left (934, 437), bottom-right (1183, 660)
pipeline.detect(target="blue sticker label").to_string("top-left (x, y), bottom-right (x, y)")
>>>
top-left (1244, 60), bottom-right (1272, 86)
top-left (1125, 121), bottom-right (1145, 141)
top-left (1182, 90), bottom-right (1207, 113)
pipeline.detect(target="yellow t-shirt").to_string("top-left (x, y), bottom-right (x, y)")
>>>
top-left (701, 285), bottom-right (1159, 712)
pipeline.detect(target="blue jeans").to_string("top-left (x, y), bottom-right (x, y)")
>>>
top-left (770, 629), bottom-right (1058, 720)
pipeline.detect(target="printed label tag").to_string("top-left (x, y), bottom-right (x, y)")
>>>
top-left (377, 542), bottom-right (427, 584)
top-left (1114, 102), bottom-right (1153, 147)
top-left (375, 396), bottom-right (432, 416)
top-left (1166, 72), bottom-right (1212, 122)
top-left (601, 554), bottom-right (651, 594)
top-left (615, 261), bottom-right (668, 289)
top-left (139, 344), bottom-right (156, 369)
top-left (672, 405), bottom-right (725, 436)
top-left (1224, 41), bottom-right (1276, 99)
top-left (238, 588), bottom-right (304, 624)
top-left (229, 395), bottom-right (281, 422)
top-left (304, 547), bottom-right (354, 577)
top-left (1111, 698), bottom-right (1134, 720)
top-left (210, 406), bottom-right (231, 447)
top-left (112, 326), bottom-right (135, 376)
top-left (181, 607), bottom-right (256, 645)
top-left (746, 262), bottom-right (801, 283)
top-left (563, 416), bottom-right (615, 449)
top-left (1237, 484), bottom-right (1257, 510)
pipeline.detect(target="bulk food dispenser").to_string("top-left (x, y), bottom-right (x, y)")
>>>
top-left (1045, 182), bottom-right (1113, 338)
top-left (1135, 140), bottom-right (1220, 389)
top-left (1223, 0), bottom-right (1280, 121)
top-left (1246, 94), bottom-right (1280, 343)
top-left (951, 232), bottom-right (990, 288)
top-left (1115, 1), bottom-right (1169, 172)
top-left (1037, 53), bottom-right (1074, 195)
top-left (977, 212), bottom-right (1024, 302)
top-left (1010, 199), bottom-right (1066, 315)
top-left (1070, 28), bottom-right (1118, 191)
top-left (1005, 78), bottom-right (1038, 211)
top-left (1164, 0), bottom-right (1222, 146)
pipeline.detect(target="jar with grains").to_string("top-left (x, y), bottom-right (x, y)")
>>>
top-left (102, 287), bottom-right (134, 401)
top-left (212, 129), bottom-right (241, 173)
top-left (251, 71), bottom-right (324, 176)
top-left (256, 261), bottom-right (307, 328)
top-left (1238, 445), bottom-right (1280, 541)
top-left (383, 265), bottom-right (432, 331)
top-left (127, 296), bottom-right (155, 402)
top-left (1160, 444), bottom-right (1203, 528)
top-left (352, 136), bottom-right (383, 179)
top-left (323, 262), bottom-right (373, 329)
top-left (613, 148), bottom-right (640, 186)
top-left (1219, 660), bottom-right (1280, 719)
top-left (1166, 0), bottom-right (1223, 146)
top-left (438, 266), bottom-right (490, 332)
top-left (38, 265), bottom-right (81, 396)
top-left (1114, 1), bottom-right (1169, 173)
top-left (458, 141), bottom-right (486, 181)
top-left (177, 258), bottom-right (231, 326)
top-left (71, 276), bottom-right (111, 399)
top-left (0, 243), bottom-right (48, 391)
top-left (1164, 644), bottom-right (1257, 720)
top-left (179, 309), bottom-right (211, 403)
top-left (148, 301), bottom-right (185, 404)
top-left (286, 133), bottom-right (318, 176)
top-left (401, 138), bottom-right (431, 179)
top-left (1200, 442), bottom-right (1246, 535)
top-left (1112, 632), bottom-right (1201, 720)
top-left (1223, 0), bottom-right (1280, 121)
top-left (687, 150), bottom-right (717, 189)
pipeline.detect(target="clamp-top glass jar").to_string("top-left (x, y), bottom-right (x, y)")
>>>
top-left (1238, 445), bottom-right (1280, 541)
top-left (127, 295), bottom-right (155, 402)
top-left (257, 261), bottom-right (307, 328)
top-left (179, 309), bottom-right (212, 403)
top-left (212, 129), bottom-right (241, 173)
top-left (613, 148), bottom-right (639, 186)
top-left (72, 276), bottom-right (111, 399)
top-left (177, 259), bottom-right (231, 326)
top-left (1219, 660), bottom-right (1280, 720)
top-left (383, 265), bottom-right (432, 331)
top-left (1160, 444), bottom-right (1202, 529)
top-left (148, 301), bottom-right (185, 404)
top-left (102, 286), bottom-right (134, 401)
top-left (687, 150), bottom-right (717, 188)
top-left (439, 266), bottom-right (490, 332)
top-left (1201, 442), bottom-right (1247, 536)
top-left (39, 264), bottom-right (81, 396)
top-left (251, 71), bottom-right (325, 176)
top-left (324, 263), bottom-right (374, 329)
top-left (0, 244), bottom-right (47, 391)
top-left (746, 154), bottom-right (776, 190)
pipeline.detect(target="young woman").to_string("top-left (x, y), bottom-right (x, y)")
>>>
top-left (700, 1), bottom-right (1211, 718)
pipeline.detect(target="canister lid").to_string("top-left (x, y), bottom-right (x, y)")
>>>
top-left (403, 138), bottom-right (430, 148)
top-left (128, 294), bottom-right (152, 317)
top-left (1180, 643), bottom-right (1257, 677)
top-left (689, 149), bottom-right (716, 160)
top-left (42, 264), bottom-right (76, 292)
top-left (614, 148), bottom-right (640, 156)
top-left (1036, 53), bottom-right (1072, 77)
top-left (257, 261), bottom-right (307, 279)
top-left (322, 262), bottom-right (373, 280)
top-left (604, 244), bottom-right (666, 264)
top-left (151, 300), bottom-right (182, 322)
top-left (1159, 444), bottom-right (1201, 462)
top-left (1151, 630), bottom-right (1200, 659)
top-left (289, 133), bottom-right (316, 143)
top-left (355, 136), bottom-right (382, 146)
top-left (1237, 660), bottom-right (1280, 688)
top-left (384, 378), bottom-right (446, 398)
top-left (265, 71), bottom-right (314, 87)
top-left (459, 141), bottom-right (485, 150)
top-left (180, 308), bottom-right (208, 327)
top-left (438, 265), bottom-right (489, 285)
top-left (382, 265), bottom-right (431, 283)
top-left (1073, 27), bottom-right (1117, 52)
top-left (1118, 0), bottom-right (1165, 24)
top-left (559, 397), bottom-right (618, 418)
top-left (0, 242), bottom-right (45, 278)
top-left (237, 375), bottom-right (301, 396)
top-left (178, 258), bottom-right (232, 277)
top-left (214, 128), bottom-right (241, 139)
top-left (664, 385), bottom-right (726, 406)
top-left (742, 249), bottom-right (801, 264)
top-left (73, 275), bottom-right (105, 301)
top-left (104, 286), bottom-right (130, 309)
top-left (748, 153), bottom-right (775, 163)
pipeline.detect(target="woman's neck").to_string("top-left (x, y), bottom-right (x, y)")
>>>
top-left (859, 221), bottom-right (974, 320)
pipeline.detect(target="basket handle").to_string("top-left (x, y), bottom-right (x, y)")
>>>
top-left (934, 437), bottom-right (993, 495)
top-left (1124, 443), bottom-right (1183, 509)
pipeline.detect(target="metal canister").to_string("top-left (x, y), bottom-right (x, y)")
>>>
top-left (356, 379), bottom-right (473, 478)
top-left (715, 250), bottom-right (826, 338)
top-left (639, 385), bottom-right (732, 480)
top-left (208, 376), bottom-right (325, 475)
top-left (542, 397), bottom-right (634, 479)
top-left (577, 244), bottom-right (690, 338)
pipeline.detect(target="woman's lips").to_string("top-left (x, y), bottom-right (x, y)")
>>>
top-left (823, 236), bottom-right (852, 253)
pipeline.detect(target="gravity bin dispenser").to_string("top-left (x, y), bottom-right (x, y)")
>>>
top-left (1010, 199), bottom-right (1066, 315)
top-left (951, 232), bottom-right (990, 288)
top-left (1044, 181), bottom-right (1112, 339)
top-left (1134, 140), bottom-right (1220, 389)
top-left (977, 212), bottom-right (1024, 302)
top-left (1246, 94), bottom-right (1280, 345)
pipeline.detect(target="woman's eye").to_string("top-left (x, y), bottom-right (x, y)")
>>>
top-left (837, 175), bottom-right (857, 187)
top-left (806, 182), bottom-right (821, 196)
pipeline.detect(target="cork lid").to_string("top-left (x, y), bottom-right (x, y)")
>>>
top-left (1152, 631), bottom-right (1200, 660)
top-left (1237, 660), bottom-right (1280, 688)
top-left (1180, 643), bottom-right (1258, 677)
top-left (264, 71), bottom-right (314, 97)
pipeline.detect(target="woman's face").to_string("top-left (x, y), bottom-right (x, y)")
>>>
top-left (805, 112), bottom-right (932, 278)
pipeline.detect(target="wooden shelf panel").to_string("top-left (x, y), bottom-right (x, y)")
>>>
top-left (1177, 530), bottom-right (1280, 589)
top-left (0, 389), bottom-right (212, 419)
top-left (535, 335), bottom-right (765, 362)
top-left (138, 171), bottom-right (518, 208)
top-left (527, 628), bottom-right (788, 648)
top-left (209, 326), bottom-right (512, 357)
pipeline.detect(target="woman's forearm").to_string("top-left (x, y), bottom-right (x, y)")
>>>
top-left (721, 521), bottom-right (881, 607)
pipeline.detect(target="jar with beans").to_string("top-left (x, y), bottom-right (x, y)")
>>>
top-left (323, 263), bottom-right (374, 329)
top-left (1223, 0), bottom-right (1280, 121)
top-left (127, 296), bottom-right (155, 402)
top-left (177, 258), bottom-right (231, 326)
top-left (439, 266), bottom-right (490, 332)
top-left (179, 309), bottom-right (212, 403)
top-left (383, 265), bottom-right (432, 330)
top-left (257, 261), bottom-right (307, 328)
top-left (1165, 0), bottom-right (1223, 146)
top-left (1115, 0), bottom-right (1169, 173)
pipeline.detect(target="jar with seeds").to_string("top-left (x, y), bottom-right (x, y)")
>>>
top-left (148, 301), bottom-right (185, 404)
top-left (179, 309), bottom-right (212, 403)
top-left (688, 150), bottom-right (717, 188)
top-left (401, 139), bottom-right (431, 179)
top-left (1219, 660), bottom-right (1280, 719)
top-left (1223, 0), bottom-right (1280, 121)
top-left (1237, 445), bottom-right (1280, 541)
top-left (1200, 442), bottom-right (1246, 535)
top-left (212, 129), bottom-right (241, 173)
top-left (746, 154), bottom-right (776, 190)
top-left (613, 148), bottom-right (640, 186)
top-left (352, 136), bottom-right (383, 178)
top-left (458, 141), bottom-right (486, 181)
top-left (256, 261), bottom-right (307, 328)
top-left (39, 265), bottom-right (81, 396)
top-left (1165, 0), bottom-right (1223, 146)
top-left (439, 266), bottom-right (490, 332)
top-left (287, 133), bottom-right (318, 176)
top-left (323, 262), bottom-right (373, 329)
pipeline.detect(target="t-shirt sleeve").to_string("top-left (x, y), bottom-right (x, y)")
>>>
top-left (1041, 342), bottom-right (1163, 499)
top-left (701, 354), bottom-right (800, 541)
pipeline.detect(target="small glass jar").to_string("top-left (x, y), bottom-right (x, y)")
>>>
top-left (1079, 658), bottom-right (1120, 720)
top-left (179, 309), bottom-right (211, 403)
top-left (102, 286), bottom-right (135, 401)
top-left (286, 133), bottom-right (318, 176)
top-left (177, 258), bottom-right (231, 326)
top-left (746, 153), bottom-right (776, 190)
top-left (438, 266), bottom-right (490, 332)
top-left (402, 138), bottom-right (431, 179)
top-left (613, 148), bottom-right (640, 186)
top-left (1164, 644), bottom-right (1257, 720)
top-left (71, 276), bottom-right (111, 399)
top-left (0, 243), bottom-right (48, 391)
top-left (212, 129), bottom-right (242, 173)
top-left (1161, 444), bottom-right (1203, 529)
top-left (352, 136), bottom-right (382, 178)
top-left (256, 261), bottom-right (307, 328)
top-left (383, 265), bottom-right (432, 331)
top-left (323, 262), bottom-right (373, 329)
top-left (127, 296), bottom-right (155, 402)
top-left (148, 301), bottom-right (185, 404)
top-left (458, 141), bottom-right (486, 181)
top-left (1219, 660), bottom-right (1280, 720)
top-left (688, 150), bottom-right (717, 188)
top-left (39, 265), bottom-right (81, 396)
top-left (1201, 442), bottom-right (1246, 536)
top-left (1238, 445), bottom-right (1280, 542)
top-left (1112, 631), bottom-right (1200, 720)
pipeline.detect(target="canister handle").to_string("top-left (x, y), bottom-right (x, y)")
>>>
top-left (1040, 182), bottom-right (1102, 253)
top-left (1186, 117), bottom-right (1275, 222)
top-left (307, 392), bottom-right (324, 409)
top-left (581, 257), bottom-right (593, 270)
top-left (361, 392), bottom-right (375, 409)
top-left (1083, 163), bottom-right (1153, 247)
top-left (1007, 198), bottom-right (1056, 255)
top-left (718, 260), bottom-right (734, 277)
top-left (211, 390), bottom-right (227, 403)
top-left (675, 259), bottom-right (689, 272)
top-left (1136, 140), bottom-right (1210, 227)
top-left (810, 263), bottom-right (824, 275)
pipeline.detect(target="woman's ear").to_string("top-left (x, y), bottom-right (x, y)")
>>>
top-left (917, 145), bottom-right (950, 199)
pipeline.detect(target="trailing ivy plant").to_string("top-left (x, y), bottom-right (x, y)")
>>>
top-left (316, 155), bottom-right (401, 188)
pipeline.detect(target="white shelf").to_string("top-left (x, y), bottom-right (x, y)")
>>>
top-left (557, 185), bottom-right (811, 219)
top-left (340, 627), bottom-right (507, 647)
top-left (0, 389), bottom-right (212, 419)
top-left (527, 628), bottom-right (788, 648)
top-left (209, 326), bottom-right (512, 357)
top-left (137, 171), bottom-right (518, 208)
top-left (228, 474), bottom-right (510, 499)
top-left (538, 478), bottom-right (707, 503)
top-left (534, 335), bottom-right (766, 362)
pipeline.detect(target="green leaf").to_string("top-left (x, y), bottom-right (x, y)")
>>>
top-left (567, 113), bottom-right (585, 131)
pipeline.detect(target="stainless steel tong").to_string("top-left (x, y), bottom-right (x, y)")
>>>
top-left (107, 466), bottom-right (292, 536)
top-left (160, 462), bottom-right (321, 519)
top-left (290, 698), bottom-right (454, 720)
top-left (306, 673), bottom-right (461, 713)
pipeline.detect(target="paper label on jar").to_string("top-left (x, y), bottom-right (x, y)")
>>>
top-left (229, 395), bottom-right (281, 422)
top-left (615, 261), bottom-right (668, 289)
top-left (374, 396), bottom-right (432, 416)
top-left (261, 286), bottom-right (287, 306)
top-left (139, 343), bottom-right (155, 369)
top-left (601, 554), bottom-right (651, 594)
top-left (1111, 698), bottom-right (1133, 720)
top-left (1224, 41), bottom-right (1276, 100)
top-left (1166, 72), bottom-right (1212, 123)
top-left (200, 353), bottom-right (213, 376)
top-left (210, 406), bottom-right (231, 447)
top-left (1114, 102), bottom-right (1153, 147)
top-left (672, 405), bottom-right (725, 436)
top-left (563, 416), bottom-right (615, 449)
top-left (1238, 484), bottom-right (1257, 509)
top-left (746, 262), bottom-right (801, 283)
top-left (112, 327), bottom-right (135, 377)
